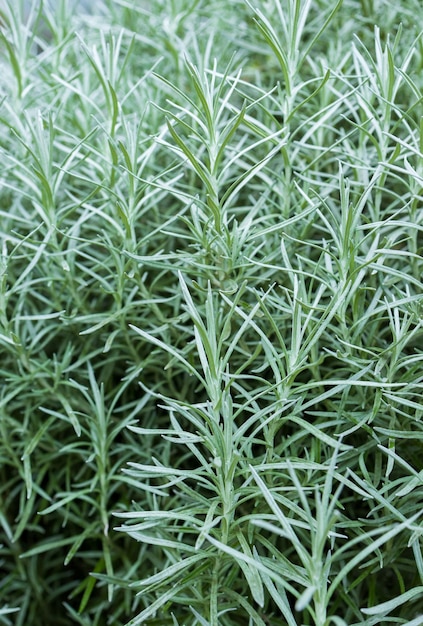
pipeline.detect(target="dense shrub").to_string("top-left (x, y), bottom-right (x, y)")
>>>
top-left (1, 0), bottom-right (423, 624)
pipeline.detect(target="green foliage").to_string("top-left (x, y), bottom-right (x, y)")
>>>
top-left (1, 0), bottom-right (423, 624)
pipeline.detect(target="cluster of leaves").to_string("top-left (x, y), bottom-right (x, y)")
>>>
top-left (0, 0), bottom-right (423, 624)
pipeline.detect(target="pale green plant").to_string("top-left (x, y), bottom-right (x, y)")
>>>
top-left (0, 0), bottom-right (423, 624)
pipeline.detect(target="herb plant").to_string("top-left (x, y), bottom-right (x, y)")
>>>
top-left (0, 0), bottom-right (423, 624)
